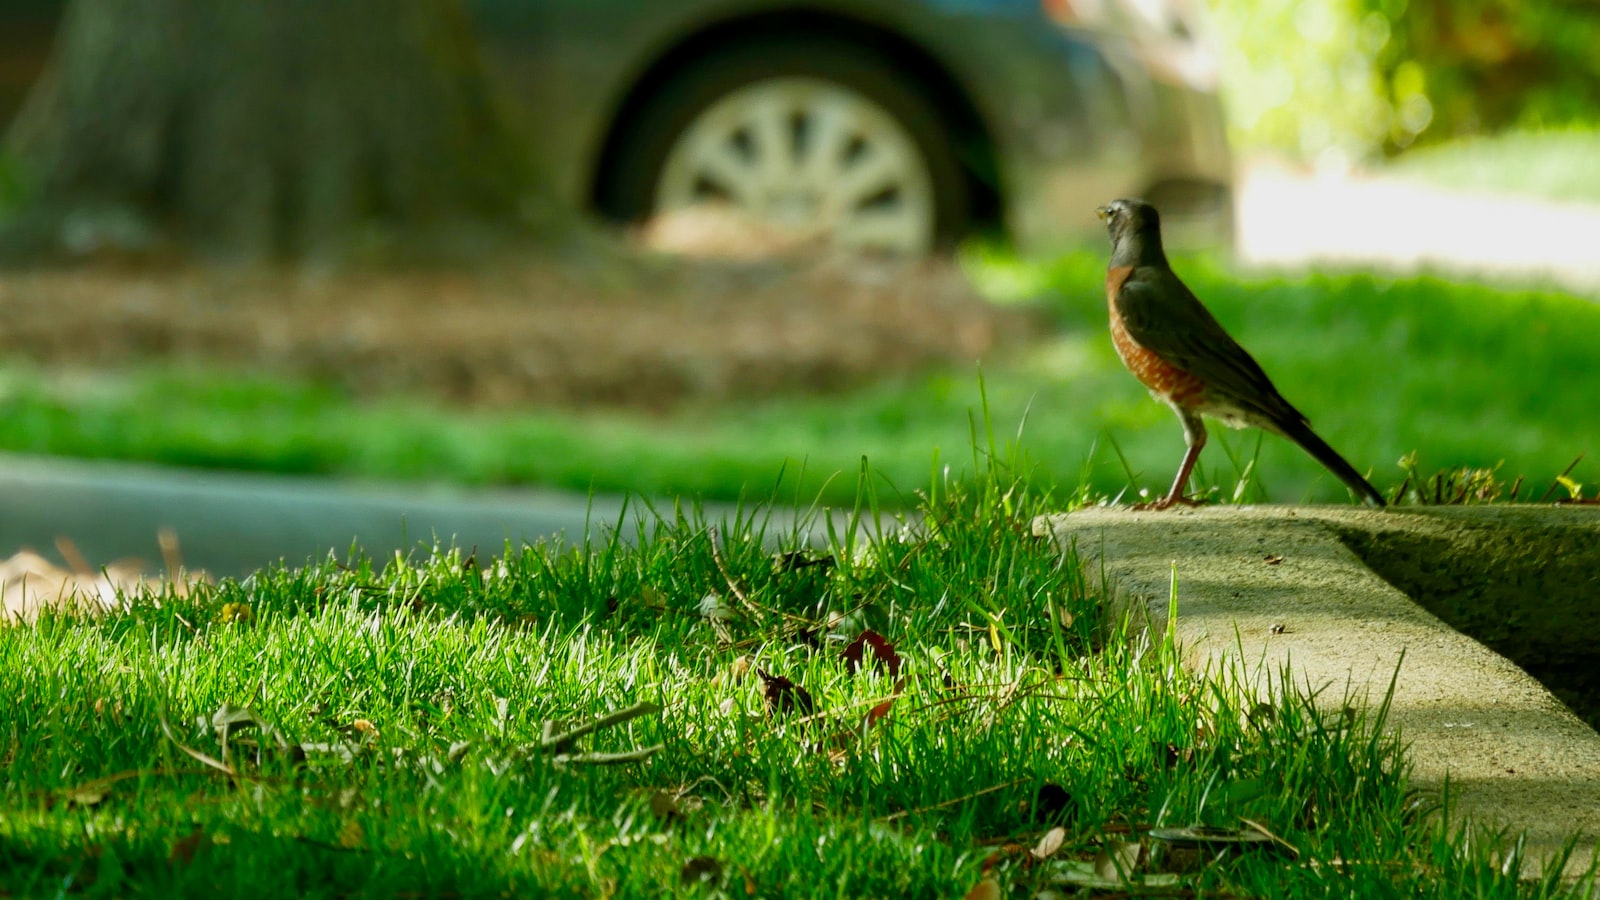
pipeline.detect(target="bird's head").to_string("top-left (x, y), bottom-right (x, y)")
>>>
top-left (1095, 198), bottom-right (1166, 265)
top-left (1095, 198), bottom-right (1161, 243)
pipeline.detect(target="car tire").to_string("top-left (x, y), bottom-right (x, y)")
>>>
top-left (597, 35), bottom-right (971, 254)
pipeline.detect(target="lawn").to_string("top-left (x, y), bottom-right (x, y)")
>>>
top-left (1, 470), bottom-right (1581, 896)
top-left (1387, 130), bottom-right (1600, 206)
top-left (0, 250), bottom-right (1595, 507)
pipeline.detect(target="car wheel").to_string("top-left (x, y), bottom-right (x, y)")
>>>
top-left (598, 36), bottom-right (970, 255)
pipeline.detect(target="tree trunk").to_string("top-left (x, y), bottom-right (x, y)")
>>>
top-left (4, 0), bottom-right (540, 262)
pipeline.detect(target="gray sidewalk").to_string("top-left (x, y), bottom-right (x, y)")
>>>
top-left (1237, 161), bottom-right (1600, 294)
top-left (0, 453), bottom-right (645, 578)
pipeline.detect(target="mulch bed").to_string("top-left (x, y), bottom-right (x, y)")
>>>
top-left (0, 245), bottom-right (1037, 409)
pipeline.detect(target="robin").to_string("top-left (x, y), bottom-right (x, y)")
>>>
top-left (1096, 198), bottom-right (1384, 509)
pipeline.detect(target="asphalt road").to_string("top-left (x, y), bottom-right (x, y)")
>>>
top-left (0, 453), bottom-right (668, 578)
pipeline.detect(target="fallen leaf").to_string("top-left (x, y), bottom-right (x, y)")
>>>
top-left (297, 740), bottom-right (360, 763)
top-left (63, 782), bottom-right (111, 807)
top-left (168, 829), bottom-right (208, 866)
top-left (338, 819), bottom-right (365, 849)
top-left (864, 684), bottom-right (902, 726)
top-left (681, 856), bottom-right (723, 885)
top-left (756, 669), bottom-right (815, 718)
top-left (1246, 702), bottom-right (1277, 727)
top-left (217, 602), bottom-right (253, 624)
top-left (1093, 839), bottom-right (1142, 881)
top-left (1239, 817), bottom-right (1301, 858)
top-left (650, 791), bottom-right (681, 822)
top-left (964, 876), bottom-right (1002, 900)
top-left (698, 593), bottom-right (730, 621)
top-left (1048, 860), bottom-right (1180, 890)
top-left (771, 550), bottom-right (834, 572)
top-left (1161, 742), bottom-right (1194, 768)
top-left (208, 703), bottom-right (295, 764)
top-left (822, 677), bottom-right (905, 754)
top-left (841, 630), bottom-right (901, 679)
top-left (1147, 824), bottom-right (1273, 849)
top-left (1031, 826), bottom-right (1066, 860)
top-left (211, 703), bottom-right (266, 740)
top-left (711, 655), bottom-right (752, 688)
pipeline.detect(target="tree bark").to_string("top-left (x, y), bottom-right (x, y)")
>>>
top-left (4, 0), bottom-right (540, 261)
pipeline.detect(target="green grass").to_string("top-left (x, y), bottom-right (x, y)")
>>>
top-left (1388, 130), bottom-right (1600, 205)
top-left (1, 250), bottom-right (1596, 506)
top-left (2, 463), bottom-right (1586, 897)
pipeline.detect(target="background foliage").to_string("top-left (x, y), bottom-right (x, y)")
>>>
top-left (1203, 0), bottom-right (1600, 158)
top-left (1363, 0), bottom-right (1600, 150)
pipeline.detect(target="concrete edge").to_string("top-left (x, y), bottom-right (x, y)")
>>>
top-left (1035, 506), bottom-right (1600, 879)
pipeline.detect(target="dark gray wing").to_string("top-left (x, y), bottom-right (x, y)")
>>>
top-left (1113, 266), bottom-right (1306, 427)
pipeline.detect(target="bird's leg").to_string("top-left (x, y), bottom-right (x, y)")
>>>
top-left (1135, 410), bottom-right (1207, 511)
top-left (1152, 443), bottom-right (1205, 509)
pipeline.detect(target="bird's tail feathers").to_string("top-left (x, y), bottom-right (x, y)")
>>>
top-left (1282, 421), bottom-right (1385, 507)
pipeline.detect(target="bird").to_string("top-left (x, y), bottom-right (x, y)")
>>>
top-left (1095, 198), bottom-right (1384, 509)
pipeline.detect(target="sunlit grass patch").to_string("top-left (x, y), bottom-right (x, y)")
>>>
top-left (2, 458), bottom-right (1591, 896)
top-left (0, 248), bottom-right (1596, 507)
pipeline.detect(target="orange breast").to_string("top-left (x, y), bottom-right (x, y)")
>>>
top-left (1107, 266), bottom-right (1207, 405)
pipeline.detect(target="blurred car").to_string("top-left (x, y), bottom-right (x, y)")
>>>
top-left (0, 0), bottom-right (1233, 255)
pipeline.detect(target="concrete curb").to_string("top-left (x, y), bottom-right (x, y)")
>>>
top-left (1035, 506), bottom-right (1600, 877)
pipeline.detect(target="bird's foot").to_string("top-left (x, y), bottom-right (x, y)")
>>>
top-left (1130, 493), bottom-right (1205, 512)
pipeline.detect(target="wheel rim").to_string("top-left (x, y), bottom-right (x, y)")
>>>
top-left (655, 78), bottom-right (937, 255)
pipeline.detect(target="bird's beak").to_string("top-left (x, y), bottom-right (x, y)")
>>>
top-left (1094, 206), bottom-right (1110, 222)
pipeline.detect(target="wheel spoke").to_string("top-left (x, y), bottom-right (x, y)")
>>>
top-left (833, 207), bottom-right (928, 251)
top-left (829, 146), bottom-right (903, 209)
top-left (654, 76), bottom-right (937, 254)
top-left (746, 97), bottom-right (796, 191)
top-left (800, 97), bottom-right (856, 184)
top-left (695, 139), bottom-right (763, 206)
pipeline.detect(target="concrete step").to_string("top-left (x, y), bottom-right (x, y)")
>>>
top-left (1035, 505), bottom-right (1600, 877)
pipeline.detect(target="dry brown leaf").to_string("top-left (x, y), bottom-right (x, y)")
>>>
top-left (1239, 817), bottom-right (1300, 857)
top-left (63, 783), bottom-right (111, 807)
top-left (1093, 839), bottom-right (1143, 881)
top-left (770, 549), bottom-right (834, 572)
top-left (842, 630), bottom-right (902, 679)
top-left (680, 856), bottom-right (723, 885)
top-left (217, 602), bottom-right (253, 625)
top-left (1031, 826), bottom-right (1066, 860)
top-left (338, 820), bottom-right (365, 849)
top-left (963, 876), bottom-right (1002, 900)
top-left (864, 684), bottom-right (902, 726)
top-left (349, 719), bottom-right (380, 743)
top-left (168, 829), bottom-right (208, 866)
top-left (0, 544), bottom-right (210, 625)
top-left (755, 669), bottom-right (815, 719)
top-left (822, 677), bottom-right (906, 755)
top-left (650, 791), bottom-right (681, 822)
